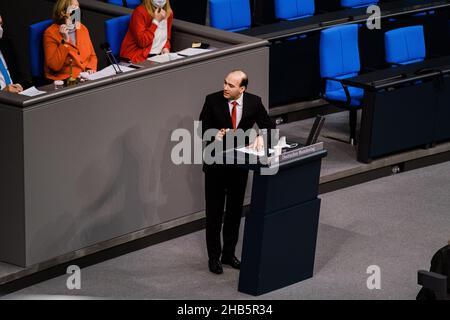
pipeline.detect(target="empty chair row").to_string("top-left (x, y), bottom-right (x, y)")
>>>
top-left (209, 0), bottom-right (380, 32)
top-left (106, 0), bottom-right (141, 9)
top-left (320, 24), bottom-right (426, 145)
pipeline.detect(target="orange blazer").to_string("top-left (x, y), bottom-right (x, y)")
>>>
top-left (120, 5), bottom-right (173, 63)
top-left (43, 23), bottom-right (98, 81)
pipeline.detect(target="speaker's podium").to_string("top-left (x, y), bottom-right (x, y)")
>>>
top-left (223, 139), bottom-right (327, 296)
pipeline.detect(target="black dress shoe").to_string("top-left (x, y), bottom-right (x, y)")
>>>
top-left (221, 255), bottom-right (241, 269)
top-left (208, 259), bottom-right (223, 274)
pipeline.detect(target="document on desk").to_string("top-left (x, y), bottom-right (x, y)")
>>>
top-left (176, 48), bottom-right (213, 57)
top-left (148, 53), bottom-right (183, 63)
top-left (87, 65), bottom-right (135, 81)
top-left (236, 146), bottom-right (274, 157)
top-left (19, 86), bottom-right (46, 97)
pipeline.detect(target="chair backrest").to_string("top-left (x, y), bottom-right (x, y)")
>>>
top-left (29, 19), bottom-right (53, 79)
top-left (385, 26), bottom-right (426, 65)
top-left (107, 0), bottom-right (141, 9)
top-left (417, 245), bottom-right (450, 300)
top-left (320, 24), bottom-right (360, 92)
top-left (274, 0), bottom-right (315, 21)
top-left (341, 0), bottom-right (379, 8)
top-left (105, 15), bottom-right (132, 59)
top-left (209, 0), bottom-right (251, 32)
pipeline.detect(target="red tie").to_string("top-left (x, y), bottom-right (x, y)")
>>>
top-left (231, 101), bottom-right (237, 131)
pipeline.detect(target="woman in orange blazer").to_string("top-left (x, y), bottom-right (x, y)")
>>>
top-left (43, 0), bottom-right (97, 81)
top-left (120, 0), bottom-right (174, 63)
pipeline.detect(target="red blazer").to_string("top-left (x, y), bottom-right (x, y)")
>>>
top-left (43, 23), bottom-right (97, 81)
top-left (120, 5), bottom-right (173, 63)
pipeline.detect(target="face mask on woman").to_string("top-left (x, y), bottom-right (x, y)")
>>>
top-left (66, 5), bottom-right (81, 31)
top-left (152, 0), bottom-right (167, 8)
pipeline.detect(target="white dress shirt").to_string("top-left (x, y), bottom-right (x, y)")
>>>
top-left (150, 19), bottom-right (168, 55)
top-left (228, 93), bottom-right (244, 128)
top-left (0, 50), bottom-right (12, 90)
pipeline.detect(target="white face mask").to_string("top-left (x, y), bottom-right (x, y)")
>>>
top-left (0, 26), bottom-right (3, 40)
top-left (66, 6), bottom-right (81, 31)
top-left (152, 0), bottom-right (166, 8)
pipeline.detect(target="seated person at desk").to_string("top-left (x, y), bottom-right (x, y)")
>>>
top-left (0, 14), bottom-right (23, 93)
top-left (120, 0), bottom-right (173, 63)
top-left (43, 0), bottom-right (97, 81)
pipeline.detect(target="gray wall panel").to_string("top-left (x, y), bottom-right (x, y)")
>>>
top-left (0, 105), bottom-right (26, 266)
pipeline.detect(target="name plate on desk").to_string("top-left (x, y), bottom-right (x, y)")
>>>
top-left (269, 142), bottom-right (324, 166)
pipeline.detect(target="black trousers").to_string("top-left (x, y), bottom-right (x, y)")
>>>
top-left (205, 166), bottom-right (249, 261)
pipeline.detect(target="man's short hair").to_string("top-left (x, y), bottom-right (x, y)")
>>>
top-left (231, 70), bottom-right (249, 89)
top-left (240, 75), bottom-right (249, 89)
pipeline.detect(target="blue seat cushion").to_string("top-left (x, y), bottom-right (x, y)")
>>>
top-left (29, 19), bottom-right (53, 78)
top-left (209, 0), bottom-right (251, 31)
top-left (341, 0), bottom-right (379, 8)
top-left (325, 86), bottom-right (364, 107)
top-left (385, 26), bottom-right (426, 65)
top-left (320, 24), bottom-right (361, 79)
top-left (324, 73), bottom-right (364, 107)
top-left (275, 0), bottom-right (315, 21)
top-left (105, 15), bottom-right (132, 58)
top-left (107, 0), bottom-right (141, 9)
top-left (398, 58), bottom-right (424, 65)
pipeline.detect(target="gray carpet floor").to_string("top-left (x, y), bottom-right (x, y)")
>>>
top-left (3, 158), bottom-right (450, 300)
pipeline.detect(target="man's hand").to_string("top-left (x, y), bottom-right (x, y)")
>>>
top-left (162, 48), bottom-right (170, 54)
top-left (215, 128), bottom-right (229, 142)
top-left (2, 84), bottom-right (23, 93)
top-left (249, 135), bottom-right (264, 152)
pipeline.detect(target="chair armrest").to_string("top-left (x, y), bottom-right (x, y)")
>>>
top-left (418, 270), bottom-right (447, 300)
top-left (321, 77), bottom-right (351, 107)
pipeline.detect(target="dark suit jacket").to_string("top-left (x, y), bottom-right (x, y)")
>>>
top-left (199, 91), bottom-right (276, 172)
top-left (0, 37), bottom-right (28, 87)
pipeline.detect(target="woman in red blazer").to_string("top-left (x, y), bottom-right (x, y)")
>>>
top-left (120, 0), bottom-right (173, 63)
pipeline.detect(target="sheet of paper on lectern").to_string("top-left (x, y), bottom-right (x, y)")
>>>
top-left (176, 48), bottom-right (212, 57)
top-left (18, 86), bottom-right (46, 97)
top-left (87, 65), bottom-right (135, 81)
top-left (147, 53), bottom-right (183, 63)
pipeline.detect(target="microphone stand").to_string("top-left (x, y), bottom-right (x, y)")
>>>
top-left (102, 43), bottom-right (123, 74)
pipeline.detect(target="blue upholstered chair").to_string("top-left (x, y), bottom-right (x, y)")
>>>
top-left (29, 19), bottom-right (53, 82)
top-left (104, 15), bottom-right (132, 60)
top-left (341, 0), bottom-right (379, 8)
top-left (209, 0), bottom-right (251, 32)
top-left (385, 26), bottom-right (426, 66)
top-left (320, 24), bottom-right (364, 145)
top-left (274, 0), bottom-right (315, 21)
top-left (107, 0), bottom-right (141, 9)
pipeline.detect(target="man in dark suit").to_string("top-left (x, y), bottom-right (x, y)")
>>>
top-left (0, 14), bottom-right (24, 93)
top-left (199, 70), bottom-right (276, 274)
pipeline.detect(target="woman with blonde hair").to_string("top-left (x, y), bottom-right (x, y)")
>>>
top-left (120, 0), bottom-right (173, 63)
top-left (43, 0), bottom-right (97, 81)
